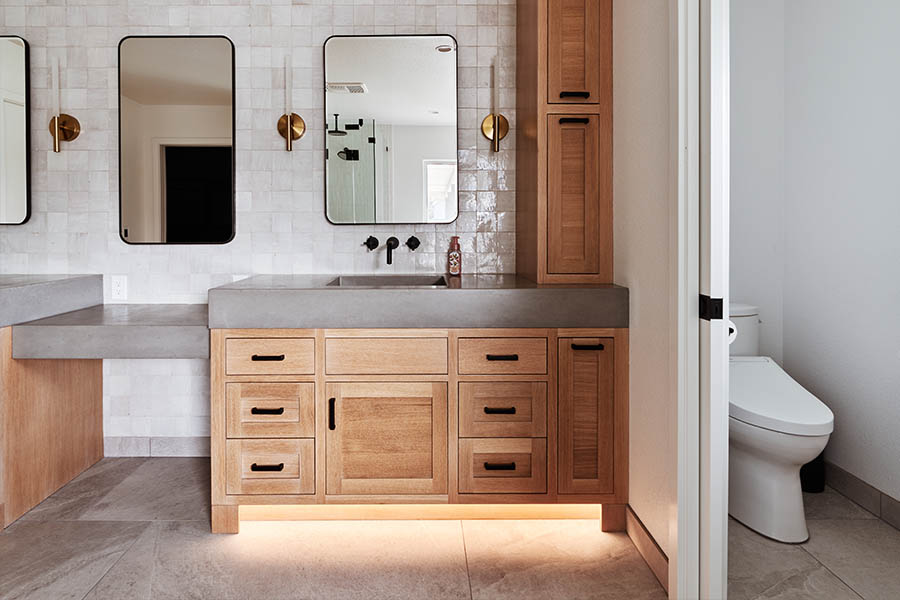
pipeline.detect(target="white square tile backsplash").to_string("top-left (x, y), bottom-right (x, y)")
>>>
top-left (0, 0), bottom-right (516, 450)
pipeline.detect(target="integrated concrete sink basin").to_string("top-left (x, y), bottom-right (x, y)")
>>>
top-left (326, 275), bottom-right (448, 288)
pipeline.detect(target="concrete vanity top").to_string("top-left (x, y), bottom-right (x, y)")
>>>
top-left (13, 304), bottom-right (209, 359)
top-left (208, 274), bottom-right (629, 329)
top-left (0, 274), bottom-right (103, 328)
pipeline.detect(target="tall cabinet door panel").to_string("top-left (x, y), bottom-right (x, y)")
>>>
top-left (558, 337), bottom-right (614, 494)
top-left (326, 382), bottom-right (448, 495)
top-left (548, 115), bottom-right (601, 274)
top-left (547, 0), bottom-right (611, 103)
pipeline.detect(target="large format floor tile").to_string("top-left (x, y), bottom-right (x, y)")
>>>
top-left (462, 519), bottom-right (666, 600)
top-left (0, 520), bottom-right (148, 600)
top-left (78, 458), bottom-right (209, 522)
top-left (803, 519), bottom-right (900, 600)
top-left (751, 565), bottom-right (862, 600)
top-left (727, 519), bottom-right (820, 600)
top-left (87, 520), bottom-right (471, 600)
top-left (22, 458), bottom-right (148, 522)
top-left (803, 488), bottom-right (878, 521)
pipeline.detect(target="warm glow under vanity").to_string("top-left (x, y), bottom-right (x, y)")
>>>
top-left (208, 276), bottom-right (629, 534)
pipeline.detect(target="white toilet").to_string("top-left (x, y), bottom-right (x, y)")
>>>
top-left (729, 303), bottom-right (834, 543)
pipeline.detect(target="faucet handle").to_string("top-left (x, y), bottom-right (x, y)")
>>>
top-left (405, 236), bottom-right (421, 251)
top-left (363, 236), bottom-right (379, 251)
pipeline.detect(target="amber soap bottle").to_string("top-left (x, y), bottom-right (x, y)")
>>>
top-left (448, 236), bottom-right (462, 276)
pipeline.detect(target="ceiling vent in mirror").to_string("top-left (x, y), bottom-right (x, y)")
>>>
top-left (326, 82), bottom-right (368, 94)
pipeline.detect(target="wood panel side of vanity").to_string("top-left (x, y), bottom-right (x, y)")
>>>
top-left (0, 327), bottom-right (103, 528)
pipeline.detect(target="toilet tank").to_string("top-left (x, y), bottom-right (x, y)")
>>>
top-left (730, 303), bottom-right (760, 356)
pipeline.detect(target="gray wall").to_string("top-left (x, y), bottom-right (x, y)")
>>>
top-left (732, 0), bottom-right (900, 500)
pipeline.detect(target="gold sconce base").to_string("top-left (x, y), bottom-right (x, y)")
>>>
top-left (48, 114), bottom-right (81, 152)
top-left (278, 113), bottom-right (306, 151)
top-left (481, 113), bottom-right (509, 152)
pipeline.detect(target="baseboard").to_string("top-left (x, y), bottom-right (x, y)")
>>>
top-left (104, 436), bottom-right (210, 457)
top-left (826, 460), bottom-right (900, 532)
top-left (626, 505), bottom-right (669, 593)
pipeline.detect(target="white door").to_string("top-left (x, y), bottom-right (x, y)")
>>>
top-left (699, 0), bottom-right (730, 597)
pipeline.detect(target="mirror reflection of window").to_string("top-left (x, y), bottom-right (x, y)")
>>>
top-left (119, 36), bottom-right (234, 244)
top-left (325, 35), bottom-right (459, 225)
top-left (0, 36), bottom-right (29, 225)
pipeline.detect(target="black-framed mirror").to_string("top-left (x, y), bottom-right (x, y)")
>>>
top-left (0, 36), bottom-right (30, 225)
top-left (118, 36), bottom-right (235, 244)
top-left (324, 35), bottom-right (459, 225)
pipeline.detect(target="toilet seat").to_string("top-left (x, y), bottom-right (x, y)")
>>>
top-left (729, 357), bottom-right (834, 436)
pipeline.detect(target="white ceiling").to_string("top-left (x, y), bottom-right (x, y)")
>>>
top-left (325, 35), bottom-right (457, 127)
top-left (120, 37), bottom-right (232, 106)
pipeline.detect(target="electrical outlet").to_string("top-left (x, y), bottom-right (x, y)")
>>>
top-left (111, 275), bottom-right (127, 301)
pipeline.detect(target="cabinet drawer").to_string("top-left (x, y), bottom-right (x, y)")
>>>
top-left (459, 438), bottom-right (547, 494)
top-left (325, 337), bottom-right (448, 375)
top-left (225, 338), bottom-right (315, 376)
top-left (226, 438), bottom-right (315, 495)
top-left (457, 338), bottom-right (547, 375)
top-left (459, 382), bottom-right (547, 438)
top-left (226, 383), bottom-right (315, 439)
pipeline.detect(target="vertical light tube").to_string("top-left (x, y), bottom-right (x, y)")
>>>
top-left (51, 56), bottom-right (61, 152)
top-left (492, 57), bottom-right (500, 152)
top-left (284, 54), bottom-right (293, 151)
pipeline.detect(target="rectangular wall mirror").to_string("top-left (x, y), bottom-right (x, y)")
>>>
top-left (0, 36), bottom-right (29, 225)
top-left (119, 36), bottom-right (234, 244)
top-left (325, 35), bottom-right (458, 225)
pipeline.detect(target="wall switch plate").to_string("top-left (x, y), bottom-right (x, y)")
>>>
top-left (111, 275), bottom-right (127, 301)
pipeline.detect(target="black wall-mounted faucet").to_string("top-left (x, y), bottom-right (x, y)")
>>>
top-left (385, 237), bottom-right (400, 265)
top-left (363, 236), bottom-right (379, 251)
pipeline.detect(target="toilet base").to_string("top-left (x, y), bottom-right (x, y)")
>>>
top-left (728, 417), bottom-right (830, 543)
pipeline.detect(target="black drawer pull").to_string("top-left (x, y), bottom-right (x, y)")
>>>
top-left (250, 407), bottom-right (285, 416)
top-left (251, 354), bottom-right (285, 362)
top-left (571, 343), bottom-right (605, 351)
top-left (483, 406), bottom-right (517, 415)
top-left (328, 397), bottom-right (336, 430)
top-left (484, 462), bottom-right (517, 471)
top-left (486, 354), bottom-right (519, 361)
top-left (559, 91), bottom-right (591, 98)
top-left (250, 463), bottom-right (284, 472)
top-left (559, 117), bottom-right (590, 124)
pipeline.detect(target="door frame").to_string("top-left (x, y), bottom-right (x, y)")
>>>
top-left (675, 0), bottom-right (729, 598)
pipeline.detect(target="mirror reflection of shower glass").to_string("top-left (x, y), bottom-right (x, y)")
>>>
top-left (0, 36), bottom-right (29, 225)
top-left (118, 36), bottom-right (234, 244)
top-left (324, 35), bottom-right (459, 224)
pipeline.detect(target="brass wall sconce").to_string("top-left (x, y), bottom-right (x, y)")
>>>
top-left (48, 57), bottom-right (80, 152)
top-left (481, 59), bottom-right (509, 152)
top-left (278, 55), bottom-right (305, 151)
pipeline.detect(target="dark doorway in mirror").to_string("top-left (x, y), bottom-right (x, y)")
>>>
top-left (163, 146), bottom-right (233, 244)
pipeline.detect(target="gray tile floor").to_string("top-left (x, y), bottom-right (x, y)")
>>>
top-left (728, 487), bottom-right (900, 600)
top-left (0, 458), bottom-right (666, 600)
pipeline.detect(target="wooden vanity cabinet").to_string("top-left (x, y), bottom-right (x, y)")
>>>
top-left (517, 0), bottom-right (613, 283)
top-left (210, 328), bottom-right (627, 533)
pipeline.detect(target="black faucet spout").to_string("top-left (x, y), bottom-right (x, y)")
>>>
top-left (386, 237), bottom-right (400, 265)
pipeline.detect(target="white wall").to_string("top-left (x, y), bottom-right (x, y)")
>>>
top-left (732, 0), bottom-right (900, 500)
top-left (729, 0), bottom-right (785, 364)
top-left (614, 0), bottom-right (676, 556)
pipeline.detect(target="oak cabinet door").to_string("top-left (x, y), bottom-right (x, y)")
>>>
top-left (326, 382), bottom-right (448, 495)
top-left (547, 0), bottom-right (611, 103)
top-left (558, 337), bottom-right (614, 494)
top-left (547, 115), bottom-right (607, 275)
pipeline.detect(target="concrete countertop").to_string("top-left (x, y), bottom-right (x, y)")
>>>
top-left (13, 304), bottom-right (210, 359)
top-left (0, 274), bottom-right (103, 328)
top-left (208, 274), bottom-right (629, 329)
